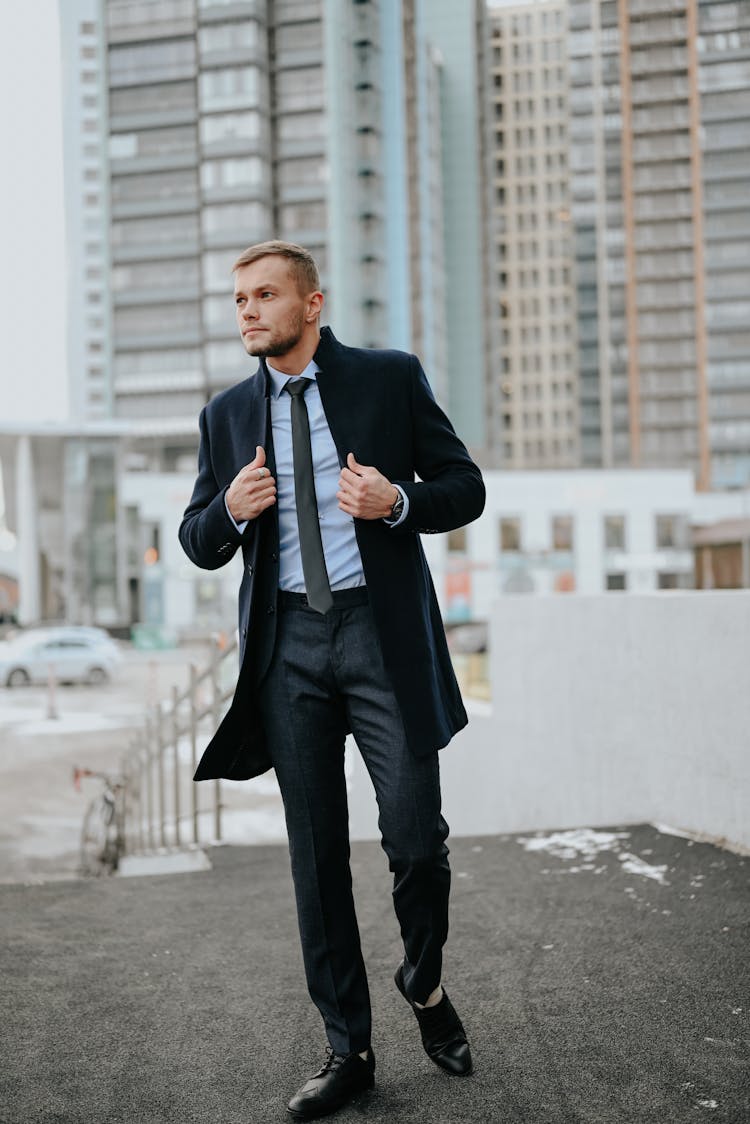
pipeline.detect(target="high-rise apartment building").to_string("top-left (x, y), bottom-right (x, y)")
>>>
top-left (567, 0), bottom-right (750, 488)
top-left (489, 0), bottom-right (749, 487)
top-left (488, 0), bottom-right (580, 468)
top-left (60, 0), bottom-right (112, 421)
top-left (59, 0), bottom-right (493, 461)
top-left (694, 0), bottom-right (750, 488)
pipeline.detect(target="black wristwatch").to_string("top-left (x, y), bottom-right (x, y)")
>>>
top-left (390, 491), bottom-right (404, 520)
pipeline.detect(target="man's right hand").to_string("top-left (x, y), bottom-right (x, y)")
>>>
top-left (226, 446), bottom-right (277, 522)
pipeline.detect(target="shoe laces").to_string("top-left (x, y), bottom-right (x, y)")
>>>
top-left (319, 1046), bottom-right (340, 1076)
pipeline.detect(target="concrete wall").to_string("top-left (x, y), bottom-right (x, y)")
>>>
top-left (347, 592), bottom-right (750, 850)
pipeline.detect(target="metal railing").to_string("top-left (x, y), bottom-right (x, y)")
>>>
top-left (119, 637), bottom-right (239, 857)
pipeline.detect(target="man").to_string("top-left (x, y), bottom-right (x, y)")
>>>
top-left (179, 241), bottom-right (485, 1120)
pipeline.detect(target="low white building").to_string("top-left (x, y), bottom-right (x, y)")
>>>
top-left (425, 469), bottom-right (698, 622)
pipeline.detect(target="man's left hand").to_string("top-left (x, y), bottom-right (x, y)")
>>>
top-left (337, 453), bottom-right (399, 520)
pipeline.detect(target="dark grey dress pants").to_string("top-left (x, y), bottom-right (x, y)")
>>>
top-left (258, 589), bottom-right (451, 1056)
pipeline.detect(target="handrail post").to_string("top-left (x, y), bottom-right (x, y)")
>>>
top-left (211, 643), bottom-right (222, 843)
top-left (189, 663), bottom-right (199, 845)
top-left (156, 703), bottom-right (167, 848)
top-left (172, 684), bottom-right (181, 848)
top-left (135, 740), bottom-right (145, 854)
top-left (144, 716), bottom-right (155, 851)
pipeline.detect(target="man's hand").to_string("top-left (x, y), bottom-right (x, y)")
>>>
top-left (337, 453), bottom-right (398, 520)
top-left (226, 446), bottom-right (276, 522)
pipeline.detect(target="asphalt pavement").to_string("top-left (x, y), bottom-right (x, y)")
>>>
top-left (1, 824), bottom-right (748, 1124)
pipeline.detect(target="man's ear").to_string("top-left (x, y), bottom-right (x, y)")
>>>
top-left (306, 290), bottom-right (324, 322)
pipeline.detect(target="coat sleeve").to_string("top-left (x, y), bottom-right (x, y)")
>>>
top-left (390, 356), bottom-right (485, 536)
top-left (178, 406), bottom-right (255, 570)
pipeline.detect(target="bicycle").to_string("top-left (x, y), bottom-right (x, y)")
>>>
top-left (73, 767), bottom-right (127, 876)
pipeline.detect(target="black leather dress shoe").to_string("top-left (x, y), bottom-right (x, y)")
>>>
top-left (287, 1046), bottom-right (375, 1120)
top-left (394, 963), bottom-right (473, 1076)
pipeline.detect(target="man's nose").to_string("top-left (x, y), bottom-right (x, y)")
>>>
top-left (242, 302), bottom-right (258, 320)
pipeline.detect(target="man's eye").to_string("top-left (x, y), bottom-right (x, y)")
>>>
top-left (261, 291), bottom-right (274, 298)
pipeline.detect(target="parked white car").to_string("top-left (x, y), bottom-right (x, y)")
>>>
top-left (0, 628), bottom-right (123, 687)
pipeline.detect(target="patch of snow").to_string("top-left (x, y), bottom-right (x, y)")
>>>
top-left (619, 853), bottom-right (669, 884)
top-left (518, 828), bottom-right (672, 886)
top-left (697, 1099), bottom-right (718, 1110)
top-left (518, 828), bottom-right (630, 861)
top-left (652, 822), bottom-right (695, 840)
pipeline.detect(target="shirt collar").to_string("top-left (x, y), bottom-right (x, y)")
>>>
top-left (266, 358), bottom-right (320, 400)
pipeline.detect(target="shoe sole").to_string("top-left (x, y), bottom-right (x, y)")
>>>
top-left (286, 1079), bottom-right (375, 1121)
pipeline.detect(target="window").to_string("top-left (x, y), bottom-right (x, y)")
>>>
top-left (112, 259), bottom-right (200, 292)
top-left (110, 81), bottom-right (195, 117)
top-left (202, 200), bottom-right (269, 239)
top-left (447, 528), bottom-right (466, 553)
top-left (198, 21), bottom-right (259, 53)
top-left (658, 573), bottom-right (679, 589)
top-left (200, 111), bottom-right (261, 147)
top-left (200, 156), bottom-right (264, 191)
top-left (114, 301), bottom-right (200, 336)
top-left (606, 573), bottom-right (626, 590)
top-left (206, 340), bottom-right (241, 370)
top-left (655, 514), bottom-right (685, 550)
top-left (276, 67), bottom-right (325, 112)
top-left (552, 515), bottom-right (574, 551)
top-left (111, 169), bottom-right (196, 207)
top-left (199, 66), bottom-right (259, 111)
top-left (604, 515), bottom-right (626, 550)
top-left (109, 39), bottom-right (196, 87)
top-left (499, 517), bottom-right (521, 552)
top-left (278, 158), bottom-right (329, 189)
top-left (109, 125), bottom-right (196, 162)
top-left (275, 21), bottom-right (323, 52)
top-left (111, 214), bottom-right (199, 248)
top-left (279, 201), bottom-right (327, 233)
top-left (278, 112), bottom-right (325, 141)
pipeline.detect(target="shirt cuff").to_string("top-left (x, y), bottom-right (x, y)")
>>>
top-left (225, 493), bottom-right (249, 534)
top-left (382, 484), bottom-right (409, 527)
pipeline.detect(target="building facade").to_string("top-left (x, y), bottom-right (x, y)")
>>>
top-left (488, 0), bottom-right (580, 469)
top-left (60, 0), bottom-right (492, 452)
top-left (488, 0), bottom-right (750, 488)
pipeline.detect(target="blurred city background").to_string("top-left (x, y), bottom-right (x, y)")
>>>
top-left (1, 10), bottom-right (748, 1119)
top-left (0, 0), bottom-right (748, 871)
top-left (0, 0), bottom-right (749, 642)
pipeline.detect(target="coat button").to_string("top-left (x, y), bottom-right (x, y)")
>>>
top-left (266, 604), bottom-right (275, 614)
top-left (246, 563), bottom-right (253, 574)
top-left (271, 552), bottom-right (278, 562)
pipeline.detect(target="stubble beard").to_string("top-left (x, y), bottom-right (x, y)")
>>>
top-left (243, 308), bottom-right (306, 359)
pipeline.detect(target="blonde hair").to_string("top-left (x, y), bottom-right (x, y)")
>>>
top-left (232, 240), bottom-right (320, 295)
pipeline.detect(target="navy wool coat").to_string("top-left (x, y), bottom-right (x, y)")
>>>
top-left (178, 326), bottom-right (486, 781)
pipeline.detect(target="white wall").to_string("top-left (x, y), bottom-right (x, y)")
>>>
top-left (347, 592), bottom-right (750, 851)
top-left (425, 468), bottom-right (696, 620)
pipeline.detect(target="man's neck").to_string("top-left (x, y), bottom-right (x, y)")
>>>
top-left (262, 330), bottom-right (320, 376)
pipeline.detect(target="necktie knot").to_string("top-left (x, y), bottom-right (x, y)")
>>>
top-left (285, 378), bottom-right (309, 398)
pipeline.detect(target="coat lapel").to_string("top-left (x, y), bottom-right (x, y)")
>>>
top-left (235, 364), bottom-right (274, 476)
top-left (313, 328), bottom-right (366, 466)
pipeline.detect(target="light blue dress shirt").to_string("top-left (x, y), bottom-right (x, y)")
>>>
top-left (225, 357), bottom-right (408, 592)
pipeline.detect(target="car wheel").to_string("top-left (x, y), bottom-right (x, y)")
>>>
top-left (86, 666), bottom-right (109, 686)
top-left (7, 668), bottom-right (30, 687)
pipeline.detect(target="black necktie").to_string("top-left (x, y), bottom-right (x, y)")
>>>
top-left (284, 379), bottom-right (333, 614)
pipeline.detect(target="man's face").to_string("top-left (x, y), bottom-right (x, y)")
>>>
top-left (234, 256), bottom-right (314, 359)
